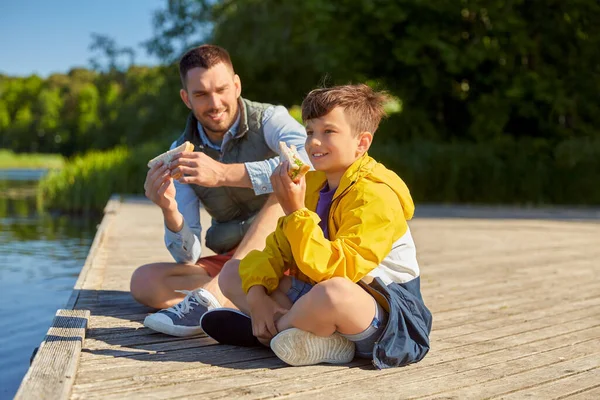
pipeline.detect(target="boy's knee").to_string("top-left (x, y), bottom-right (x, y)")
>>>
top-left (218, 259), bottom-right (241, 297)
top-left (312, 277), bottom-right (354, 309)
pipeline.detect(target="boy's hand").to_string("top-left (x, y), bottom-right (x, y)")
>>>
top-left (271, 161), bottom-right (306, 215)
top-left (247, 286), bottom-right (289, 340)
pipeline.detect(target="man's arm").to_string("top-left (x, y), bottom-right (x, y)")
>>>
top-left (245, 105), bottom-right (309, 195)
top-left (162, 142), bottom-right (203, 264)
top-left (229, 106), bottom-right (306, 257)
top-left (169, 105), bottom-right (307, 193)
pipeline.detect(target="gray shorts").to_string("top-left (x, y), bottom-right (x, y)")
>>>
top-left (285, 277), bottom-right (388, 359)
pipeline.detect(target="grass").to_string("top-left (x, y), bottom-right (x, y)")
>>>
top-left (0, 149), bottom-right (64, 169)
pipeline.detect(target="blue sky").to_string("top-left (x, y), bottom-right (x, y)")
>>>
top-left (0, 0), bottom-right (165, 77)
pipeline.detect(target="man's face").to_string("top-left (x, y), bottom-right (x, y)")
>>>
top-left (180, 63), bottom-right (242, 137)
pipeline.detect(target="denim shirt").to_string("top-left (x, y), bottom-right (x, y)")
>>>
top-left (164, 104), bottom-right (308, 263)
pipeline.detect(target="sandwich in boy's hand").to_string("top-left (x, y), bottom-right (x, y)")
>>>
top-left (279, 141), bottom-right (310, 181)
top-left (147, 141), bottom-right (194, 179)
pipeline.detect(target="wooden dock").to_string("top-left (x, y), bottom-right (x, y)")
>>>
top-left (16, 196), bottom-right (600, 399)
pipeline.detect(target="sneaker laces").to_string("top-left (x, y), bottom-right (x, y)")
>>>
top-left (167, 289), bottom-right (215, 319)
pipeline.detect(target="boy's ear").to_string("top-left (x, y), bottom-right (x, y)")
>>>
top-left (357, 131), bottom-right (373, 155)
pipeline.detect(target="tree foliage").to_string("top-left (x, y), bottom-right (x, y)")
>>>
top-left (0, 64), bottom-right (186, 155)
top-left (145, 0), bottom-right (600, 142)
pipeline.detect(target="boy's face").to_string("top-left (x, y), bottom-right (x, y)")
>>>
top-left (305, 107), bottom-right (371, 179)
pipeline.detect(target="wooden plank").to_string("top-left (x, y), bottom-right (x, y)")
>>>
top-left (432, 297), bottom-right (600, 340)
top-left (561, 384), bottom-right (600, 400)
top-left (496, 367), bottom-right (600, 399)
top-left (14, 309), bottom-right (90, 400)
top-left (54, 199), bottom-right (600, 399)
top-left (72, 360), bottom-right (371, 399)
top-left (431, 279), bottom-right (600, 330)
top-left (434, 307), bottom-right (600, 352)
top-left (414, 356), bottom-right (600, 400)
top-left (282, 348), bottom-right (600, 400)
top-left (80, 336), bottom-right (217, 361)
top-left (70, 321), bottom-right (600, 398)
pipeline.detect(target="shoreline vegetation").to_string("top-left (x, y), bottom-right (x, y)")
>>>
top-left (0, 150), bottom-right (64, 170)
top-left (3, 0), bottom-right (599, 214)
top-left (32, 135), bottom-right (600, 215)
top-left (36, 142), bottom-right (162, 215)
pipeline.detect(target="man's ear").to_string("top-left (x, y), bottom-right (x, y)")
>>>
top-left (357, 131), bottom-right (373, 155)
top-left (234, 74), bottom-right (242, 98)
top-left (180, 88), bottom-right (192, 109)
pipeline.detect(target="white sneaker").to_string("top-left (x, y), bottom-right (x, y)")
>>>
top-left (143, 288), bottom-right (221, 337)
top-left (270, 328), bottom-right (355, 366)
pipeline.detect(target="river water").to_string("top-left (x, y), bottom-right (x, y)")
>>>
top-left (0, 170), bottom-right (97, 399)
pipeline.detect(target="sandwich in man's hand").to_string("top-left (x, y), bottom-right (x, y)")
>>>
top-left (279, 141), bottom-right (310, 181)
top-left (147, 141), bottom-right (194, 180)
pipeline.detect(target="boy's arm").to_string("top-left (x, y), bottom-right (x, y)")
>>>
top-left (239, 217), bottom-right (294, 294)
top-left (282, 186), bottom-right (405, 283)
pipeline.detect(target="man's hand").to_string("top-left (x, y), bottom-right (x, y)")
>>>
top-left (169, 151), bottom-right (226, 187)
top-left (144, 161), bottom-right (177, 211)
top-left (270, 161), bottom-right (306, 215)
top-left (247, 285), bottom-right (289, 340)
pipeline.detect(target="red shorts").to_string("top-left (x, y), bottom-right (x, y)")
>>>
top-left (195, 253), bottom-right (234, 278)
top-left (195, 251), bottom-right (290, 278)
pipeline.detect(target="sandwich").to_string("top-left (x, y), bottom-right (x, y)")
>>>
top-left (279, 141), bottom-right (310, 180)
top-left (147, 141), bottom-right (194, 179)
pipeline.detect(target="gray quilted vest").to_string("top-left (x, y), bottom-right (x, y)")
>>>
top-left (175, 98), bottom-right (277, 254)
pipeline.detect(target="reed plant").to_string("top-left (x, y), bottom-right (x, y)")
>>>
top-left (37, 142), bottom-right (163, 214)
top-left (37, 137), bottom-right (600, 215)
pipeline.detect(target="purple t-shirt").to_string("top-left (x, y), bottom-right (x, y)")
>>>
top-left (315, 183), bottom-right (336, 239)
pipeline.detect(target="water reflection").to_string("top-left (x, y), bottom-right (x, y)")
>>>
top-left (0, 174), bottom-right (98, 399)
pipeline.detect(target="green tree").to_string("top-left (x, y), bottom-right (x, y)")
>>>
top-left (89, 33), bottom-right (136, 73)
top-left (33, 88), bottom-right (64, 152)
top-left (145, 0), bottom-right (600, 142)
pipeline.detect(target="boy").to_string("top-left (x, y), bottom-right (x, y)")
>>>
top-left (201, 84), bottom-right (432, 369)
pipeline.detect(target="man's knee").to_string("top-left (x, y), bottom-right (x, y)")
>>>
top-left (130, 263), bottom-right (161, 305)
top-left (218, 259), bottom-right (241, 298)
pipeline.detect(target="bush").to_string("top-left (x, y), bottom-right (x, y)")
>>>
top-left (370, 137), bottom-right (600, 206)
top-left (37, 142), bottom-right (164, 214)
top-left (37, 136), bottom-right (600, 215)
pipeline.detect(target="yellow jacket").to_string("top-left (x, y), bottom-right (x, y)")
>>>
top-left (239, 153), bottom-right (416, 294)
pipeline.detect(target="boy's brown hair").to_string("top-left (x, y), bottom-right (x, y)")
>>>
top-left (301, 84), bottom-right (389, 135)
top-left (179, 44), bottom-right (234, 89)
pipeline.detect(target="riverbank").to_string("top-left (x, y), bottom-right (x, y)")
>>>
top-left (0, 149), bottom-right (64, 170)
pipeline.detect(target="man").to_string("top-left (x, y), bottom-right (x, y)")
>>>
top-left (130, 44), bottom-right (308, 337)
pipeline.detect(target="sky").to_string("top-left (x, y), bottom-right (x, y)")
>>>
top-left (0, 0), bottom-right (165, 77)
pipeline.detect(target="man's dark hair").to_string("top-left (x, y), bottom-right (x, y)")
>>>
top-left (179, 45), bottom-right (234, 89)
